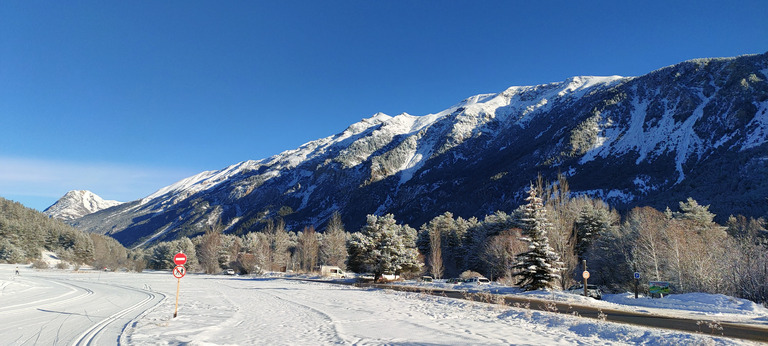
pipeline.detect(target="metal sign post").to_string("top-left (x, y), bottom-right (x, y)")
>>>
top-left (582, 260), bottom-right (589, 298)
top-left (634, 272), bottom-right (640, 299)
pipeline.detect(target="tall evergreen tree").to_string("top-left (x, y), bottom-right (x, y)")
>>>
top-left (346, 214), bottom-right (422, 281)
top-left (573, 204), bottom-right (616, 261)
top-left (513, 185), bottom-right (562, 291)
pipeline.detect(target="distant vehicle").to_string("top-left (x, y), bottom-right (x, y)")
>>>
top-left (320, 265), bottom-right (347, 278)
top-left (380, 273), bottom-right (400, 281)
top-left (225, 269), bottom-right (236, 275)
top-left (421, 276), bottom-right (433, 283)
top-left (567, 284), bottom-right (602, 299)
top-left (355, 272), bottom-right (399, 282)
top-left (446, 278), bottom-right (463, 284)
top-left (465, 277), bottom-right (490, 285)
top-left (357, 273), bottom-right (375, 282)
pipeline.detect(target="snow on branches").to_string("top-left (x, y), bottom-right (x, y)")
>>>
top-left (513, 184), bottom-right (563, 291)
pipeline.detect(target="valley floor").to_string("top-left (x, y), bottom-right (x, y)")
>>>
top-left (1, 265), bottom-right (764, 345)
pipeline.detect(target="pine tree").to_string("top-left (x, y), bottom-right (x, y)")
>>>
top-left (671, 198), bottom-right (715, 225)
top-left (513, 185), bottom-right (562, 291)
top-left (346, 214), bottom-right (422, 280)
top-left (573, 204), bottom-right (616, 260)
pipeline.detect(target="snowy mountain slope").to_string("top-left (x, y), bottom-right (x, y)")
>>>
top-left (72, 53), bottom-right (768, 247)
top-left (43, 190), bottom-right (123, 221)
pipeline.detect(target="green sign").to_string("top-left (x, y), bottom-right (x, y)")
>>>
top-left (649, 281), bottom-right (671, 294)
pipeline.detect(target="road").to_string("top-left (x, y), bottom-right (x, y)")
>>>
top-left (0, 271), bottom-right (164, 345)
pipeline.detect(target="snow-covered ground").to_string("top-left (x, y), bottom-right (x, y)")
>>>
top-left (1, 264), bottom-right (764, 345)
top-left (388, 279), bottom-right (768, 327)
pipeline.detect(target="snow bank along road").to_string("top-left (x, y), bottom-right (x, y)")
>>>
top-left (359, 282), bottom-right (768, 343)
top-left (0, 265), bottom-right (758, 345)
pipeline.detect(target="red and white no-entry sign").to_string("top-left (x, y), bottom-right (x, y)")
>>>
top-left (173, 253), bottom-right (187, 266)
top-left (173, 265), bottom-right (186, 279)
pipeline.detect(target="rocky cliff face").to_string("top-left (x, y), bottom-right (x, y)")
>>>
top-left (72, 53), bottom-right (768, 248)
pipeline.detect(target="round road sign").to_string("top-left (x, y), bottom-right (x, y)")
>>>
top-left (173, 253), bottom-right (187, 266)
top-left (173, 265), bottom-right (186, 279)
top-left (582, 271), bottom-right (590, 279)
top-left (634, 272), bottom-right (641, 279)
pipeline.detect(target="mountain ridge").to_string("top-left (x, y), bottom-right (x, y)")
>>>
top-left (70, 53), bottom-right (768, 247)
top-left (44, 190), bottom-right (123, 221)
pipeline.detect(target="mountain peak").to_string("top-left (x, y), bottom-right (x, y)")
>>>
top-left (44, 190), bottom-right (123, 221)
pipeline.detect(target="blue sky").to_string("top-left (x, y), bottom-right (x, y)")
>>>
top-left (2, 1), bottom-right (767, 211)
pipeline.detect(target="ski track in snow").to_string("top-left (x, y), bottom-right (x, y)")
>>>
top-left (0, 266), bottom-right (165, 346)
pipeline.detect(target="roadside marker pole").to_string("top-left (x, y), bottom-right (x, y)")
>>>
top-left (172, 252), bottom-right (187, 318)
top-left (174, 276), bottom-right (180, 318)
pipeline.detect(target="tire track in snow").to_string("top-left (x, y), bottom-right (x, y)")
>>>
top-left (258, 280), bottom-right (496, 345)
top-left (218, 279), bottom-right (350, 345)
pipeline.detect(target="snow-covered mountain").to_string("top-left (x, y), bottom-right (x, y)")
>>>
top-left (73, 53), bottom-right (768, 247)
top-left (44, 190), bottom-right (123, 221)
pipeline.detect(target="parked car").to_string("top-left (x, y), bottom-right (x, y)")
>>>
top-left (465, 277), bottom-right (491, 285)
top-left (380, 273), bottom-right (400, 281)
top-left (446, 278), bottom-right (463, 284)
top-left (225, 269), bottom-right (236, 275)
top-left (567, 284), bottom-right (602, 299)
top-left (357, 273), bottom-right (375, 281)
top-left (420, 276), bottom-right (433, 283)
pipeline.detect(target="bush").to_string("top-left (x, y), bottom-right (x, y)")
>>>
top-left (31, 259), bottom-right (49, 269)
top-left (459, 270), bottom-right (484, 279)
top-left (56, 262), bottom-right (69, 270)
top-left (497, 276), bottom-right (517, 286)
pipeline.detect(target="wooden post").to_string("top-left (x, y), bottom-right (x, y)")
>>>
top-left (174, 277), bottom-right (180, 318)
top-left (583, 260), bottom-right (588, 298)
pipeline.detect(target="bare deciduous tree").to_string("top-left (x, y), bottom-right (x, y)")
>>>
top-left (197, 227), bottom-right (223, 274)
top-left (297, 226), bottom-right (319, 272)
top-left (321, 212), bottom-right (349, 268)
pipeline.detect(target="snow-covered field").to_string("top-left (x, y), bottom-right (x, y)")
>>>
top-left (1, 264), bottom-right (765, 345)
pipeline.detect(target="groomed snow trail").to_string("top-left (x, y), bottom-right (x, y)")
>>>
top-left (0, 266), bottom-right (164, 345)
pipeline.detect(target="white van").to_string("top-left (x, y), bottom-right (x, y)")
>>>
top-left (465, 277), bottom-right (490, 285)
top-left (320, 265), bottom-right (347, 278)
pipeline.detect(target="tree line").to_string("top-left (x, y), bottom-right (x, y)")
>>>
top-left (412, 174), bottom-right (768, 304)
top-left (135, 174), bottom-right (767, 304)
top-left (2, 173), bottom-right (766, 305)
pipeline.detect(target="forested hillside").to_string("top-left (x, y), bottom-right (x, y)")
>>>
top-left (0, 197), bottom-right (136, 270)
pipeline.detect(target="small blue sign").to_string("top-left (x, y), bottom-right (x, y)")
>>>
top-left (634, 272), bottom-right (640, 279)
